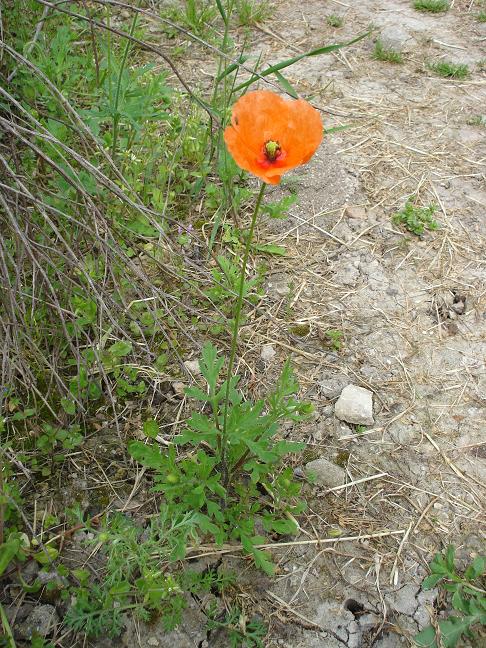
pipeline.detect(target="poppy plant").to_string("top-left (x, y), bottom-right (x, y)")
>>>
top-left (224, 90), bottom-right (323, 184)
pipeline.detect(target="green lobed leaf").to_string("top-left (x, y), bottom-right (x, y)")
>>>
top-left (0, 538), bottom-right (21, 577)
top-left (108, 341), bottom-right (133, 358)
top-left (414, 625), bottom-right (438, 647)
top-left (439, 616), bottom-right (477, 648)
top-left (199, 342), bottom-right (224, 395)
top-left (465, 555), bottom-right (485, 580)
top-left (128, 441), bottom-right (165, 469)
top-left (422, 573), bottom-right (445, 590)
top-left (252, 243), bottom-right (286, 256)
top-left (143, 419), bottom-right (159, 439)
top-left (60, 397), bottom-right (76, 415)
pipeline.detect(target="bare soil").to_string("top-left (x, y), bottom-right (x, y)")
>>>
top-left (153, 1), bottom-right (486, 646)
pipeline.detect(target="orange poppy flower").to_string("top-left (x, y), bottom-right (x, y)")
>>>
top-left (223, 90), bottom-right (323, 185)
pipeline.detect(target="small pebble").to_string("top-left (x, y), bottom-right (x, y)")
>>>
top-left (260, 344), bottom-right (276, 363)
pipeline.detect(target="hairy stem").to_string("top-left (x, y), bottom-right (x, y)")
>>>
top-left (220, 182), bottom-right (266, 487)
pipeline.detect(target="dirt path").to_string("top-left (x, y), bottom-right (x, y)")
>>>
top-left (122, 2), bottom-right (486, 646)
top-left (249, 2), bottom-right (486, 646)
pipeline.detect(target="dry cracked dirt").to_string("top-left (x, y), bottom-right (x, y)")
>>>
top-left (109, 1), bottom-right (486, 646)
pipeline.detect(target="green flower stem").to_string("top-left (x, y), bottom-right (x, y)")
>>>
top-left (221, 181), bottom-right (266, 485)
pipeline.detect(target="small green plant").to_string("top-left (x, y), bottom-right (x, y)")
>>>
top-left (324, 329), bottom-right (343, 351)
top-left (261, 193), bottom-right (298, 219)
top-left (326, 14), bottom-right (344, 28)
top-left (163, 0), bottom-right (217, 36)
top-left (467, 114), bottom-right (486, 127)
top-left (429, 61), bottom-right (470, 79)
top-left (413, 0), bottom-right (449, 12)
top-left (65, 510), bottom-right (234, 637)
top-left (414, 546), bottom-right (486, 648)
top-left (235, 0), bottom-right (273, 26)
top-left (392, 200), bottom-right (439, 236)
top-left (373, 39), bottom-right (403, 64)
top-left (206, 604), bottom-right (267, 647)
top-left (205, 255), bottom-right (262, 306)
top-left (477, 11), bottom-right (486, 22)
top-left (129, 343), bottom-right (312, 574)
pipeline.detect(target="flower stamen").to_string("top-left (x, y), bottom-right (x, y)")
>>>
top-left (264, 140), bottom-right (281, 162)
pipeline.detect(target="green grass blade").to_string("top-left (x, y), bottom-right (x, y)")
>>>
top-left (273, 70), bottom-right (298, 98)
top-left (233, 31), bottom-right (370, 93)
top-left (216, 55), bottom-right (249, 83)
top-left (215, 0), bottom-right (227, 23)
top-left (326, 125), bottom-right (351, 134)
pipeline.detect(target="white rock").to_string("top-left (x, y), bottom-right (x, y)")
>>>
top-left (335, 384), bottom-right (374, 426)
top-left (305, 458), bottom-right (346, 489)
top-left (260, 344), bottom-right (276, 363)
top-left (184, 359), bottom-right (201, 375)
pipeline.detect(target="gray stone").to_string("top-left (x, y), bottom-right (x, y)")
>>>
top-left (319, 372), bottom-right (349, 400)
top-left (374, 633), bottom-right (405, 647)
top-left (415, 588), bottom-right (437, 630)
top-left (313, 601), bottom-right (361, 648)
top-left (358, 612), bottom-right (380, 630)
top-left (335, 384), bottom-right (374, 426)
top-left (305, 458), bottom-right (346, 489)
top-left (17, 604), bottom-right (59, 639)
top-left (267, 273), bottom-right (291, 298)
top-left (339, 263), bottom-right (360, 286)
top-left (379, 26), bottom-right (414, 52)
top-left (260, 344), bottom-right (276, 363)
top-left (385, 584), bottom-right (419, 616)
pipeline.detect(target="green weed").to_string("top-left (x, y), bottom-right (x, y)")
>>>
top-left (163, 0), bottom-right (217, 36)
top-left (429, 61), bottom-right (470, 79)
top-left (413, 0), bottom-right (450, 12)
top-left (414, 546), bottom-right (486, 648)
top-left (323, 329), bottom-right (343, 351)
top-left (128, 343), bottom-right (313, 574)
top-left (206, 604), bottom-right (267, 646)
top-left (235, 0), bottom-right (274, 26)
top-left (326, 14), bottom-right (344, 28)
top-left (477, 11), bottom-right (486, 22)
top-left (64, 510), bottom-right (233, 636)
top-left (392, 200), bottom-right (439, 236)
top-left (467, 114), bottom-right (486, 127)
top-left (373, 39), bottom-right (403, 64)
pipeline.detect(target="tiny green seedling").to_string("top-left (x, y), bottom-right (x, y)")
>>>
top-left (392, 200), bottom-right (439, 236)
top-left (429, 61), bottom-right (470, 79)
top-left (414, 0), bottom-right (449, 12)
top-left (477, 11), bottom-right (486, 22)
top-left (373, 40), bottom-right (403, 64)
top-left (414, 546), bottom-right (486, 648)
top-left (324, 329), bottom-right (343, 351)
top-left (467, 115), bottom-right (486, 127)
top-left (326, 14), bottom-right (344, 28)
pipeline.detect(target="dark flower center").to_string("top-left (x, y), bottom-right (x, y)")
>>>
top-left (264, 140), bottom-right (281, 162)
